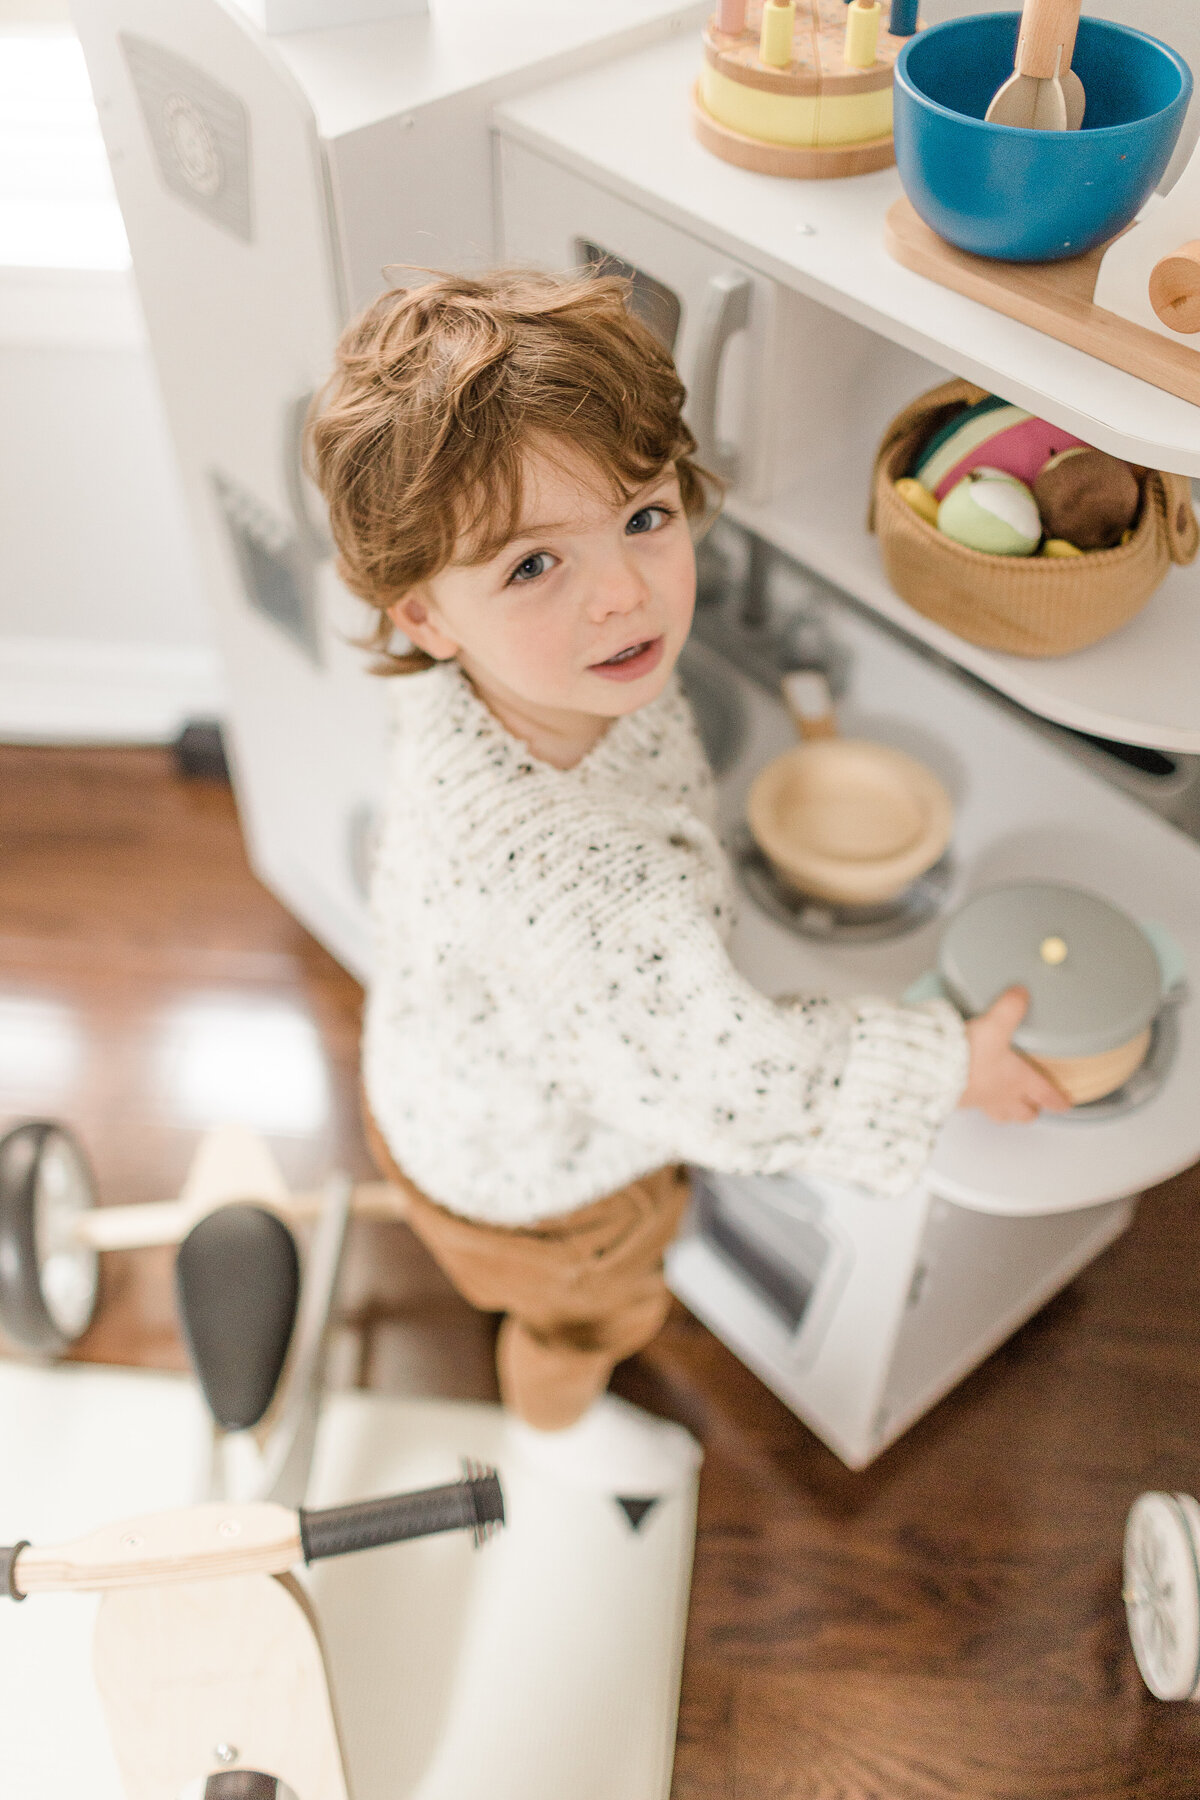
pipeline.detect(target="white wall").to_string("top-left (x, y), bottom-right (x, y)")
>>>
top-left (0, 23), bottom-right (224, 742)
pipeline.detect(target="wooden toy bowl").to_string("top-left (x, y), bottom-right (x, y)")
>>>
top-left (1026, 1026), bottom-right (1153, 1107)
top-left (747, 737), bottom-right (953, 907)
top-left (893, 14), bottom-right (1191, 262)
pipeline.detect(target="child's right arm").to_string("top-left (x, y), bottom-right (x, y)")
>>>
top-left (494, 816), bottom-right (970, 1199)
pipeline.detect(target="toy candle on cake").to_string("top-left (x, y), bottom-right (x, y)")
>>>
top-left (695, 0), bottom-right (920, 179)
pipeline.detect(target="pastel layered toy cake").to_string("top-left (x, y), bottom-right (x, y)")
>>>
top-left (694, 0), bottom-right (912, 179)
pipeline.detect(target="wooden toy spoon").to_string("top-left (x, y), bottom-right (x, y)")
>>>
top-left (986, 0), bottom-right (1085, 132)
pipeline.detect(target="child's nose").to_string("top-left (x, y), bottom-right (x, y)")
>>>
top-left (587, 552), bottom-right (651, 621)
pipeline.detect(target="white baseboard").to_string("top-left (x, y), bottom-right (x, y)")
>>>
top-left (0, 638), bottom-right (228, 744)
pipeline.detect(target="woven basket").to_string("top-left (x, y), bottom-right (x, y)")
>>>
top-left (869, 379), bottom-right (1199, 657)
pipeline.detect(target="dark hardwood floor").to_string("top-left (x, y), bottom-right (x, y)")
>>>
top-left (3, 740), bottom-right (1199, 1797)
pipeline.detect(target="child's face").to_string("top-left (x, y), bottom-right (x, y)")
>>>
top-left (390, 443), bottom-right (696, 762)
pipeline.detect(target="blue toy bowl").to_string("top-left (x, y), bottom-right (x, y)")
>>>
top-left (893, 14), bottom-right (1193, 263)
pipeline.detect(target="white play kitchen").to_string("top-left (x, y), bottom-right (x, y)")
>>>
top-left (0, 0), bottom-right (1183, 1787)
top-left (66, 0), bottom-right (1200, 1469)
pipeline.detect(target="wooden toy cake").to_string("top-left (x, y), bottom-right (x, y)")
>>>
top-left (694, 0), bottom-right (912, 179)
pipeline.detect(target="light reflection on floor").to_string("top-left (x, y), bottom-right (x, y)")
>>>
top-left (152, 994), bottom-right (330, 1136)
top-left (0, 996), bottom-right (84, 1098)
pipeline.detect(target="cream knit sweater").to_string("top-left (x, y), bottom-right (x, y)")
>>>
top-left (362, 662), bottom-right (969, 1225)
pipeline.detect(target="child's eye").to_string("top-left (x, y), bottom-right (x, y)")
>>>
top-left (626, 504), bottom-right (675, 536)
top-left (507, 551), bottom-right (556, 586)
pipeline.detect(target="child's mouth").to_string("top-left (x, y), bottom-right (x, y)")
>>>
top-left (590, 637), bottom-right (664, 682)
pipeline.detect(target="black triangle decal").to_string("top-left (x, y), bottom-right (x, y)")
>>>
top-left (615, 1496), bottom-right (659, 1532)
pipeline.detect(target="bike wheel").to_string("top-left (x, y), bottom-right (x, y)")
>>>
top-left (0, 1121), bottom-right (100, 1354)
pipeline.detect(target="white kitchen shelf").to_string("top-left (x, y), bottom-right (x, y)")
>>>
top-left (495, 30), bottom-right (1200, 752)
top-left (495, 32), bottom-right (1200, 475)
top-left (727, 459), bottom-right (1200, 756)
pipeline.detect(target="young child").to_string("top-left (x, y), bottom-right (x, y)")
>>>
top-left (308, 269), bottom-right (1067, 1492)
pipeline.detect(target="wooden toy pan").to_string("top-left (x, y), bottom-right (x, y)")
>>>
top-left (746, 670), bottom-right (954, 908)
top-left (938, 881), bottom-right (1166, 1105)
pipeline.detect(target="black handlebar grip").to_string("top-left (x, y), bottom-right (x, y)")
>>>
top-left (203, 1775), bottom-right (281, 1800)
top-left (299, 1471), bottom-right (504, 1564)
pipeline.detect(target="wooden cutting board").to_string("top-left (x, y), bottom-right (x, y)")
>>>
top-left (885, 196), bottom-right (1200, 409)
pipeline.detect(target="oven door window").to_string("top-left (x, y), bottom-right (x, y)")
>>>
top-left (689, 1169), bottom-right (837, 1340)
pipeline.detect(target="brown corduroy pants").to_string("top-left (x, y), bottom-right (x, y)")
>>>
top-left (363, 1106), bottom-right (691, 1430)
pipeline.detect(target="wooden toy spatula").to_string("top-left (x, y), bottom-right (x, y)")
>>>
top-left (986, 0), bottom-right (1085, 131)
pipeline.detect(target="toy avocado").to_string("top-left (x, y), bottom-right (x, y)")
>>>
top-left (1033, 447), bottom-right (1141, 551)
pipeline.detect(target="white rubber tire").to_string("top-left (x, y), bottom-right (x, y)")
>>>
top-left (1124, 1491), bottom-right (1200, 1701)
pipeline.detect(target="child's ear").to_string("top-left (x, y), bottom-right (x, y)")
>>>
top-left (388, 590), bottom-right (459, 661)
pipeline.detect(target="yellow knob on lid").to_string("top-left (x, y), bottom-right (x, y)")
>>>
top-left (1040, 936), bottom-right (1068, 965)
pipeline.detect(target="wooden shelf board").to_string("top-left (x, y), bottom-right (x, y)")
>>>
top-left (885, 197), bottom-right (1200, 413)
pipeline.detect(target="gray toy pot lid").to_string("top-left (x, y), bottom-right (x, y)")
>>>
top-left (938, 882), bottom-right (1163, 1059)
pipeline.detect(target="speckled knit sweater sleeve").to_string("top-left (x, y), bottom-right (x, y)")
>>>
top-left (362, 664), bottom-right (969, 1225)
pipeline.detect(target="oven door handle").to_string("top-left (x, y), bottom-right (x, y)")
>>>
top-left (688, 271), bottom-right (752, 485)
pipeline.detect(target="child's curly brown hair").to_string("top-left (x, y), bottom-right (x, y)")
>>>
top-left (305, 267), bottom-right (712, 673)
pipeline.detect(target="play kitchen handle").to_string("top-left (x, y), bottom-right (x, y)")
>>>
top-left (687, 271), bottom-right (751, 483)
top-left (986, 0), bottom-right (1084, 131)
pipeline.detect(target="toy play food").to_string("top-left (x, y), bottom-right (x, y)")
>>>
top-left (694, 0), bottom-right (909, 179)
top-left (912, 395), bottom-right (1086, 500)
top-left (893, 14), bottom-right (1191, 261)
top-left (872, 377), bottom-right (1200, 656)
top-left (1041, 538), bottom-right (1083, 557)
top-left (758, 0), bottom-right (795, 67)
top-left (984, 0), bottom-right (1084, 132)
top-left (1033, 446), bottom-right (1141, 550)
top-left (894, 477), bottom-right (939, 526)
top-left (938, 882), bottom-right (1166, 1106)
top-left (937, 469), bottom-right (1041, 556)
top-left (844, 0), bottom-right (882, 69)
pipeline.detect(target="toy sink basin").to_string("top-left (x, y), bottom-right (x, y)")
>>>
top-left (747, 738), bottom-right (953, 907)
top-left (894, 14), bottom-right (1192, 263)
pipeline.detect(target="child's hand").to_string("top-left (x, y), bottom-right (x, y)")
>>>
top-left (958, 985), bottom-right (1072, 1122)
